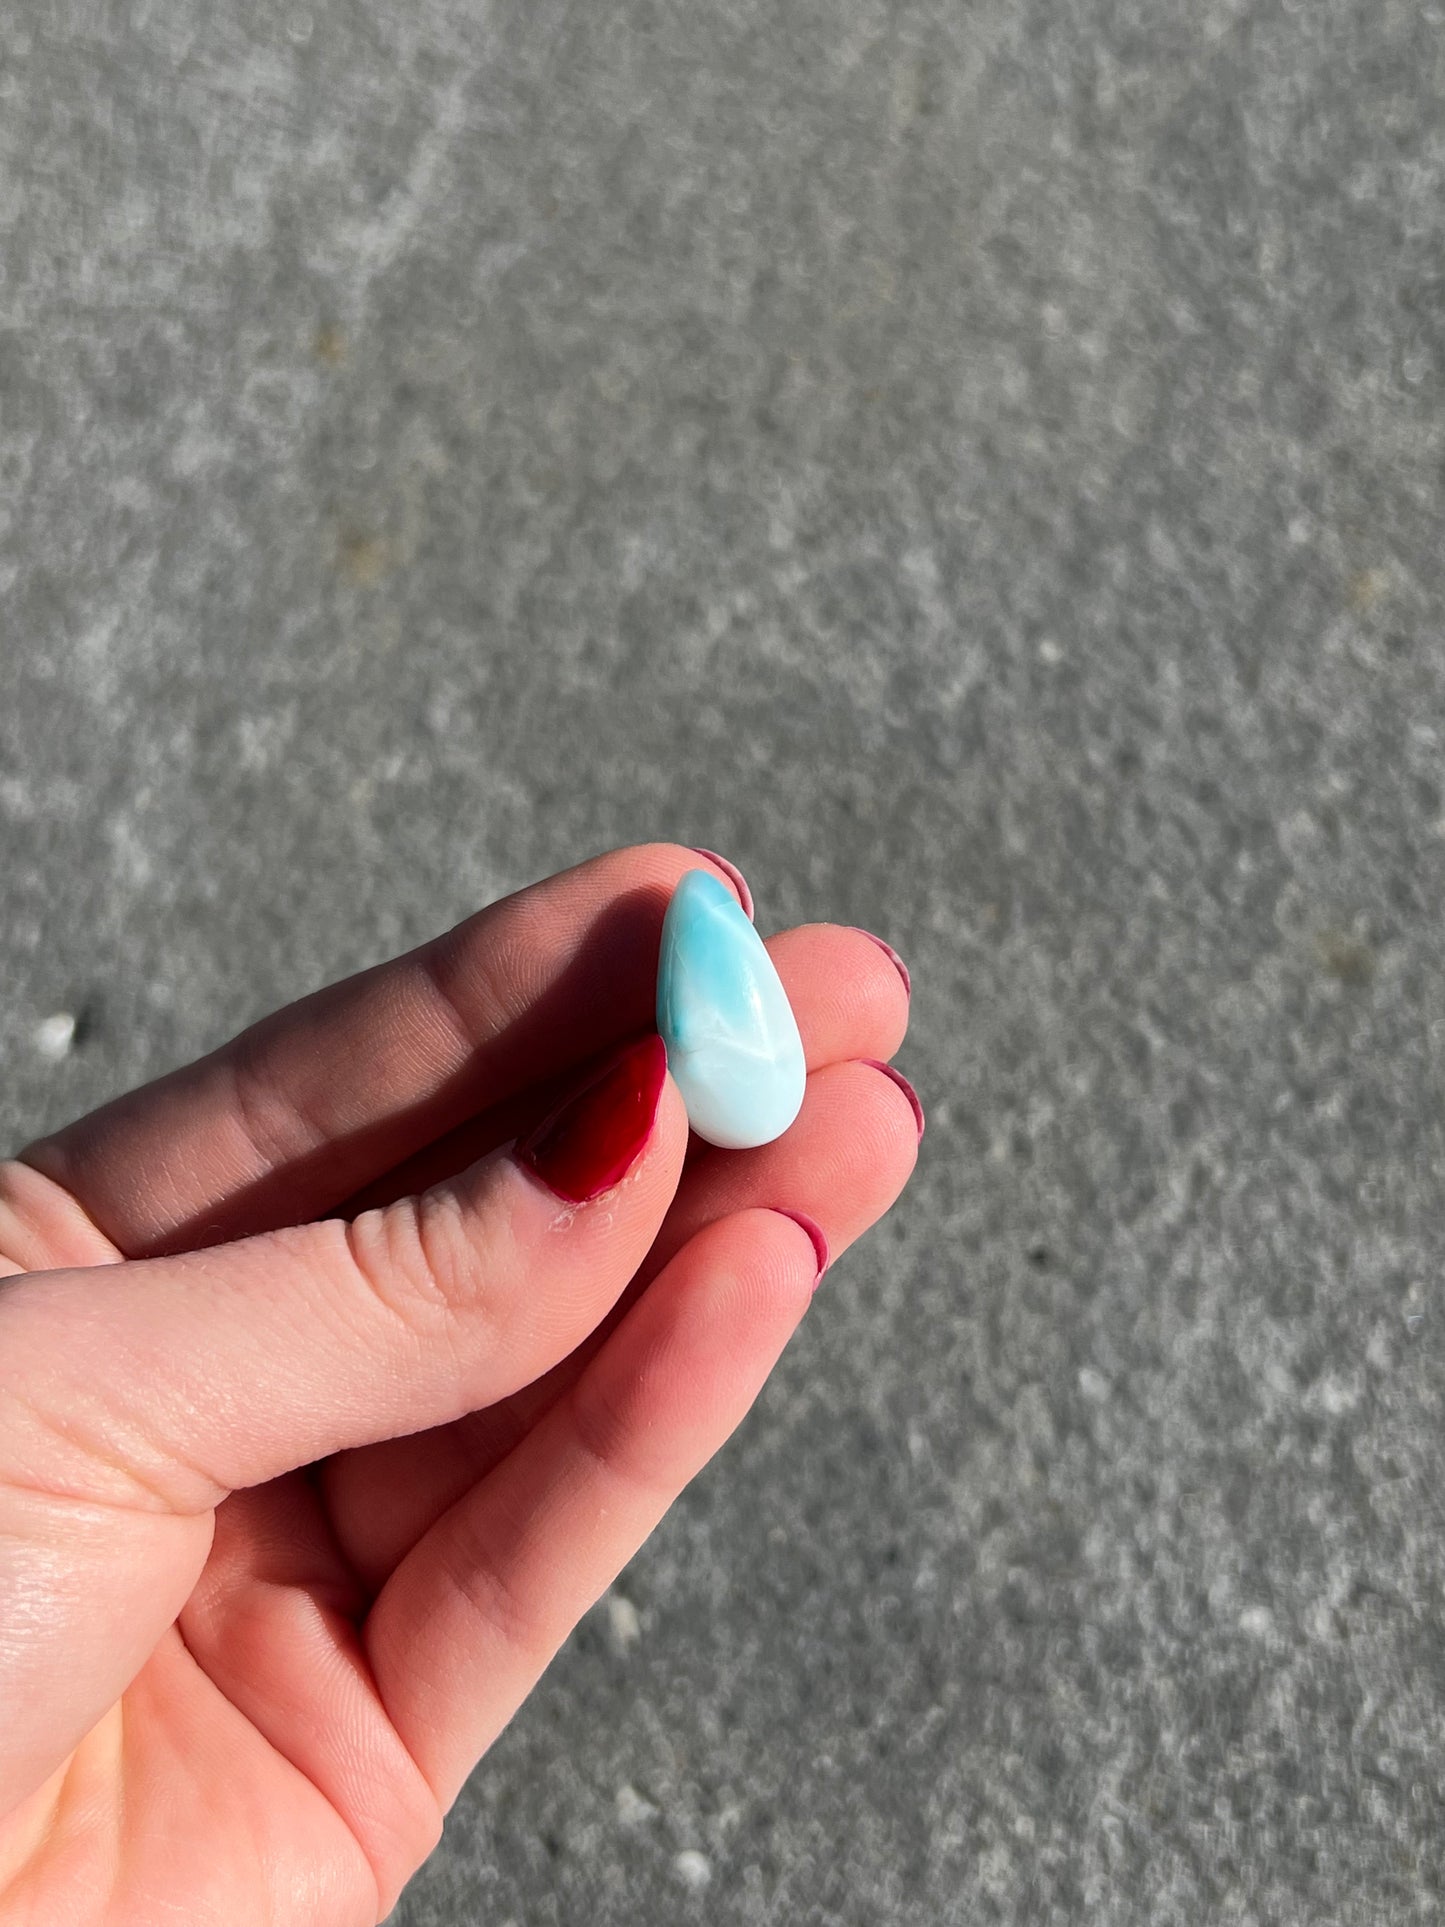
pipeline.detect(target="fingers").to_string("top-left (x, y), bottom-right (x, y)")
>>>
top-left (340, 921), bottom-right (910, 1214)
top-left (176, 1474), bottom-right (443, 1914)
top-left (15, 843), bottom-right (743, 1258)
top-left (365, 1208), bottom-right (826, 1809)
top-left (4, 1053), bottom-right (688, 1509)
top-left (15, 851), bottom-right (909, 1265)
top-left (0, 1046), bottom-right (686, 1812)
top-left (322, 1055), bottom-right (922, 1594)
top-left (642, 1052), bottom-right (925, 1279)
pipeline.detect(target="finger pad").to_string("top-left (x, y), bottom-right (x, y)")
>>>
top-left (768, 925), bottom-right (910, 1067)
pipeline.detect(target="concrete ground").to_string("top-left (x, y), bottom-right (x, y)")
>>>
top-left (3, 2), bottom-right (1443, 1921)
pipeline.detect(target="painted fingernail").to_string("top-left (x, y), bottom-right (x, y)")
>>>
top-left (771, 1207), bottom-right (830, 1287)
top-left (657, 870), bottom-right (806, 1149)
top-left (516, 1034), bottom-right (668, 1202)
top-left (863, 1059), bottom-right (925, 1141)
top-left (848, 927), bottom-right (911, 997)
top-left (687, 848), bottom-right (754, 921)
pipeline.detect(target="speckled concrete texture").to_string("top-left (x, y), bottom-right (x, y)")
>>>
top-left (3, 2), bottom-right (1444, 1922)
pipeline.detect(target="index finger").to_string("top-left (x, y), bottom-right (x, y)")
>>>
top-left (17, 844), bottom-right (740, 1258)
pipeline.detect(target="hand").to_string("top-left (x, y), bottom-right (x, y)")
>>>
top-left (0, 845), bottom-right (919, 1925)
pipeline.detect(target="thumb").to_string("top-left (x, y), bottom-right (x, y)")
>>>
top-left (0, 1036), bottom-right (684, 1814)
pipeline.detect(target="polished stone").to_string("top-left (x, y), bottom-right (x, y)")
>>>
top-left (655, 870), bottom-right (806, 1149)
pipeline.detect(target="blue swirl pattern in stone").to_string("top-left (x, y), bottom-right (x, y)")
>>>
top-left (656, 869), bottom-right (807, 1148)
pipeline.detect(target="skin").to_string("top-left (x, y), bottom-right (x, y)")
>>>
top-left (0, 844), bottom-right (918, 1926)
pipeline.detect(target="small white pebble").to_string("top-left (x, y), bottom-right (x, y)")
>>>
top-left (1239, 1606), bottom-right (1274, 1639)
top-left (606, 1592), bottom-right (642, 1652)
top-left (1306, 1599), bottom-right (1337, 1643)
top-left (1078, 1366), bottom-right (1111, 1403)
top-left (1037, 637), bottom-right (1064, 664)
top-left (1317, 1373), bottom-right (1360, 1415)
top-left (34, 1012), bottom-right (76, 1060)
top-left (615, 1785), bottom-right (658, 1827)
top-left (673, 1850), bottom-right (712, 1891)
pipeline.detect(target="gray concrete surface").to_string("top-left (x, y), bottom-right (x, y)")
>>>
top-left (4, 1), bottom-right (1444, 1920)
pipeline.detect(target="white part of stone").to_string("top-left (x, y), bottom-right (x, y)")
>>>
top-left (667, 1035), bottom-right (805, 1150)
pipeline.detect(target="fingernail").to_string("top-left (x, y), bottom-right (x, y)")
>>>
top-left (848, 927), bottom-right (911, 997)
top-left (863, 1059), bottom-right (925, 1141)
top-left (516, 1034), bottom-right (668, 1202)
top-left (771, 1207), bottom-right (830, 1287)
top-left (688, 848), bottom-right (754, 922)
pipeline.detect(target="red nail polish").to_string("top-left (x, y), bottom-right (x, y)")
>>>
top-left (516, 1034), bottom-right (668, 1202)
top-left (848, 927), bottom-right (911, 997)
top-left (771, 1207), bottom-right (830, 1286)
top-left (863, 1060), bottom-right (925, 1141)
top-left (687, 849), bottom-right (754, 921)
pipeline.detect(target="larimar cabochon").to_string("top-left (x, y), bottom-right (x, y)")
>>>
top-left (656, 869), bottom-right (807, 1149)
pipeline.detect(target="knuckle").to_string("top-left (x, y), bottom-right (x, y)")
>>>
top-left (338, 1188), bottom-right (491, 1335)
top-left (567, 1375), bottom-right (670, 1502)
top-left (439, 1517), bottom-right (557, 1672)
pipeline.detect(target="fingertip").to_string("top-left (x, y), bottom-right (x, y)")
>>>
top-left (656, 1063), bottom-right (693, 1161)
top-left (845, 927), bottom-right (911, 998)
top-left (513, 1033), bottom-right (673, 1204)
top-left (862, 1059), bottom-right (925, 1143)
top-left (766, 924), bottom-right (912, 1066)
top-left (768, 1207), bottom-right (830, 1285)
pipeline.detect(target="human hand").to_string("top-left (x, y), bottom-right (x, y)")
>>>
top-left (0, 845), bottom-right (919, 1925)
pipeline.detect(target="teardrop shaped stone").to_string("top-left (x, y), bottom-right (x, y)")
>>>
top-left (656, 869), bottom-right (807, 1149)
top-left (658, 871), bottom-right (809, 1148)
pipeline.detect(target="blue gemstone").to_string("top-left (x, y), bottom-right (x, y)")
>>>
top-left (656, 869), bottom-right (807, 1149)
